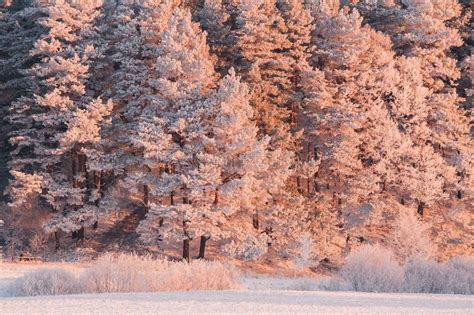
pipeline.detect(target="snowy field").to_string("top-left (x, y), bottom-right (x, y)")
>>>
top-left (0, 263), bottom-right (472, 314)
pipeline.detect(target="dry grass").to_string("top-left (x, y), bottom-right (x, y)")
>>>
top-left (7, 253), bottom-right (242, 296)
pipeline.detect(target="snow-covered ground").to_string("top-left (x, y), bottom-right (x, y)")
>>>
top-left (0, 263), bottom-right (472, 314)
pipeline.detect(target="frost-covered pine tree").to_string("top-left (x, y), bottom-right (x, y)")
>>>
top-left (196, 69), bottom-right (293, 260)
top-left (355, 0), bottom-right (473, 204)
top-left (310, 7), bottom-right (459, 227)
top-left (197, 0), bottom-right (233, 75)
top-left (136, 8), bottom-right (293, 260)
top-left (90, 0), bottom-right (180, 212)
top-left (135, 7), bottom-right (218, 261)
top-left (2, 1), bottom-right (46, 184)
top-left (233, 0), bottom-right (295, 148)
top-left (138, 69), bottom-right (293, 261)
top-left (6, 0), bottom-right (108, 246)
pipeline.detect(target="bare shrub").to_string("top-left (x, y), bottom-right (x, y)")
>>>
top-left (9, 269), bottom-right (80, 296)
top-left (339, 244), bottom-right (404, 292)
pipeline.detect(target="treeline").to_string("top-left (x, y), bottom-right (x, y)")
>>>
top-left (0, 0), bottom-right (472, 262)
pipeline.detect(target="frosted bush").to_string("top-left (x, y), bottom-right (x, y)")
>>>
top-left (404, 256), bottom-right (473, 294)
top-left (445, 257), bottom-right (473, 295)
top-left (11, 254), bottom-right (242, 296)
top-left (403, 256), bottom-right (447, 293)
top-left (339, 244), bottom-right (404, 292)
top-left (293, 233), bottom-right (315, 270)
top-left (81, 253), bottom-right (241, 293)
top-left (393, 210), bottom-right (434, 262)
top-left (9, 269), bottom-right (80, 296)
top-left (80, 253), bottom-right (167, 293)
top-left (223, 236), bottom-right (268, 261)
top-left (156, 260), bottom-right (241, 291)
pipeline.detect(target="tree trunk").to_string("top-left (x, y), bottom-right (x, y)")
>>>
top-left (71, 153), bottom-right (77, 188)
top-left (307, 177), bottom-right (311, 194)
top-left (253, 213), bottom-right (259, 229)
top-left (94, 171), bottom-right (102, 206)
top-left (143, 184), bottom-right (149, 206)
top-left (77, 227), bottom-right (84, 242)
top-left (417, 201), bottom-right (425, 216)
top-left (54, 231), bottom-right (60, 250)
top-left (183, 239), bottom-right (190, 262)
top-left (93, 221), bottom-right (98, 229)
top-left (306, 142), bottom-right (311, 161)
top-left (170, 191), bottom-right (175, 205)
top-left (296, 176), bottom-right (302, 193)
top-left (213, 188), bottom-right (219, 205)
top-left (72, 231), bottom-right (78, 239)
top-left (198, 235), bottom-right (210, 259)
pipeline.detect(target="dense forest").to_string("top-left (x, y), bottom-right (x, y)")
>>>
top-left (0, 0), bottom-right (472, 265)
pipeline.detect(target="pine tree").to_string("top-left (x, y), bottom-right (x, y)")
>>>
top-left (355, 0), bottom-right (473, 204)
top-left (2, 1), bottom-right (46, 191)
top-left (135, 7), bottom-right (218, 261)
top-left (233, 0), bottom-right (295, 147)
top-left (311, 7), bottom-right (459, 228)
top-left (91, 0), bottom-right (179, 212)
top-left (6, 0), bottom-right (107, 245)
top-left (197, 0), bottom-right (233, 75)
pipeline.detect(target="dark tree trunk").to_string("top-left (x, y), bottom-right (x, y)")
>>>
top-left (253, 213), bottom-right (259, 229)
top-left (93, 221), bottom-right (98, 229)
top-left (78, 153), bottom-right (86, 174)
top-left (77, 227), bottom-right (84, 241)
top-left (71, 153), bottom-right (78, 188)
top-left (198, 235), bottom-right (210, 259)
top-left (417, 201), bottom-right (425, 216)
top-left (143, 184), bottom-right (149, 206)
top-left (54, 231), bottom-right (60, 250)
top-left (306, 142), bottom-right (311, 161)
top-left (296, 176), bottom-right (302, 193)
top-left (72, 231), bottom-right (78, 239)
top-left (213, 188), bottom-right (219, 205)
top-left (183, 239), bottom-right (190, 262)
top-left (94, 171), bottom-right (102, 206)
top-left (170, 191), bottom-right (175, 205)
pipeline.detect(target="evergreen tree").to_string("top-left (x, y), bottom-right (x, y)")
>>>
top-left (197, 0), bottom-right (233, 75)
top-left (233, 0), bottom-right (294, 148)
top-left (311, 7), bottom-right (458, 228)
top-left (2, 1), bottom-right (46, 191)
top-left (135, 7), bottom-right (217, 261)
top-left (7, 0), bottom-right (108, 245)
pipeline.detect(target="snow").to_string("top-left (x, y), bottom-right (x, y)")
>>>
top-left (0, 263), bottom-right (472, 314)
top-left (0, 290), bottom-right (472, 314)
